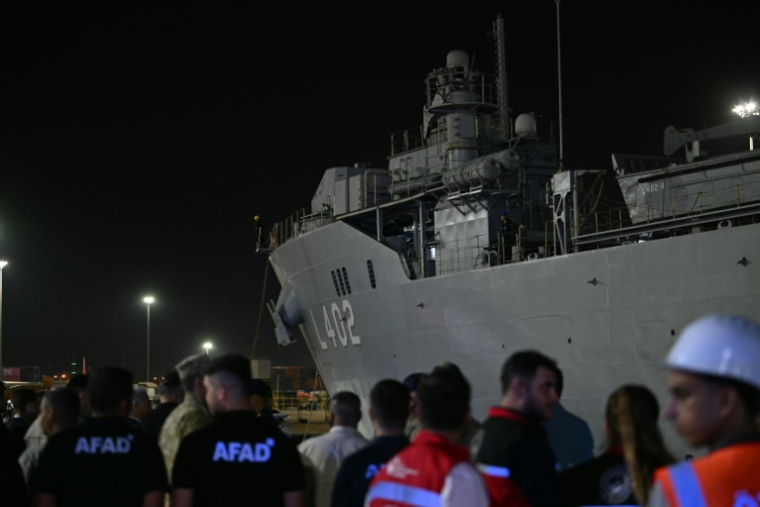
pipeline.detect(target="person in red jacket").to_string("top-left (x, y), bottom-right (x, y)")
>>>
top-left (364, 366), bottom-right (488, 507)
top-left (647, 314), bottom-right (760, 507)
top-left (474, 350), bottom-right (562, 507)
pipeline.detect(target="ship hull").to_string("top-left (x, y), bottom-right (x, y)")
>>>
top-left (270, 221), bottom-right (760, 458)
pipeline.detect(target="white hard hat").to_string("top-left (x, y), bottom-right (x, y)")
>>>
top-left (665, 314), bottom-right (760, 389)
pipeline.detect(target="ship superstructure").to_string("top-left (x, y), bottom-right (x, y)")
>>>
top-left (263, 15), bottom-right (760, 461)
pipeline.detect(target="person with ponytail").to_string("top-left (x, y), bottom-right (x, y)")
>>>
top-left (561, 385), bottom-right (675, 506)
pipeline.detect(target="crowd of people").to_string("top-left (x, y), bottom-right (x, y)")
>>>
top-left (0, 312), bottom-right (758, 506)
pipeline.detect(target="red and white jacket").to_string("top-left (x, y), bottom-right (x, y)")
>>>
top-left (364, 430), bottom-right (488, 507)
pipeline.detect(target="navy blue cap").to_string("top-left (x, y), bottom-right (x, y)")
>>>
top-left (402, 372), bottom-right (425, 392)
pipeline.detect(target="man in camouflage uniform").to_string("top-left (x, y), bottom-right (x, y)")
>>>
top-left (158, 353), bottom-right (212, 484)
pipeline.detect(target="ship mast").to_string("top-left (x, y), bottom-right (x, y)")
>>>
top-left (494, 14), bottom-right (510, 141)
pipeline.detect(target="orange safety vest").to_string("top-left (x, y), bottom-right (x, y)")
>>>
top-left (653, 441), bottom-right (760, 507)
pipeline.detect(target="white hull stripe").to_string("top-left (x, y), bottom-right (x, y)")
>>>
top-left (366, 481), bottom-right (442, 507)
top-left (670, 462), bottom-right (706, 507)
top-left (477, 463), bottom-right (511, 478)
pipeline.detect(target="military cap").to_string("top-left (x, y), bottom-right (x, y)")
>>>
top-left (175, 353), bottom-right (211, 381)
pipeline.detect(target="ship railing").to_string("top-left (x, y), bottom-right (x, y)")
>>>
top-left (434, 225), bottom-right (556, 275)
top-left (423, 70), bottom-right (500, 111)
top-left (390, 113), bottom-right (504, 157)
top-left (265, 208), bottom-right (325, 250)
top-left (390, 126), bottom-right (426, 155)
top-left (577, 185), bottom-right (760, 239)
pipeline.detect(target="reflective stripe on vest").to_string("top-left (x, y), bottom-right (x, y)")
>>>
top-left (366, 481), bottom-right (442, 507)
top-left (669, 462), bottom-right (706, 507)
top-left (477, 463), bottom-right (511, 478)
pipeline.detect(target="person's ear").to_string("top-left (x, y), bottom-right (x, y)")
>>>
top-left (718, 385), bottom-right (740, 421)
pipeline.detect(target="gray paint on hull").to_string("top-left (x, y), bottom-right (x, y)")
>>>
top-left (271, 221), bottom-right (760, 459)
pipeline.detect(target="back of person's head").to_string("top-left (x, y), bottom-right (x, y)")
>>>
top-left (330, 391), bottom-right (362, 427)
top-left (88, 367), bottom-right (133, 415)
top-left (11, 389), bottom-right (38, 420)
top-left (418, 367), bottom-right (470, 432)
top-left (158, 370), bottom-right (182, 401)
top-left (176, 353), bottom-right (212, 394)
top-left (44, 388), bottom-right (80, 430)
top-left (500, 350), bottom-right (558, 394)
top-left (402, 373), bottom-right (425, 393)
top-left (204, 354), bottom-right (251, 409)
top-left (606, 385), bottom-right (675, 504)
top-left (131, 386), bottom-right (151, 416)
top-left (370, 380), bottom-right (409, 432)
top-left (66, 374), bottom-right (89, 393)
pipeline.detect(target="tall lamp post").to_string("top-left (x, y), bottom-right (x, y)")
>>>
top-left (0, 261), bottom-right (7, 377)
top-left (143, 296), bottom-right (155, 381)
top-left (733, 101), bottom-right (759, 150)
top-left (203, 341), bottom-right (213, 357)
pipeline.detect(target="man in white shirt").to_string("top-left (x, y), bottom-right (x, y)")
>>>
top-left (298, 391), bottom-right (369, 507)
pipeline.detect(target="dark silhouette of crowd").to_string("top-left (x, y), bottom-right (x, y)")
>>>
top-left (1, 312), bottom-right (759, 506)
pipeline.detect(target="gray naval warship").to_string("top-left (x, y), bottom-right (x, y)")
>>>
top-left (263, 15), bottom-right (760, 461)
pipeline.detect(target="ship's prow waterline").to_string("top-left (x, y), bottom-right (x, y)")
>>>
top-left (263, 14), bottom-right (760, 463)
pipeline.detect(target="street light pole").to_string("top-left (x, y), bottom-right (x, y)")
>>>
top-left (143, 296), bottom-right (155, 381)
top-left (203, 341), bottom-right (213, 357)
top-left (733, 101), bottom-right (759, 150)
top-left (0, 261), bottom-right (7, 378)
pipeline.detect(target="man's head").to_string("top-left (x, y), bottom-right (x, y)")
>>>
top-left (11, 388), bottom-right (39, 422)
top-left (40, 388), bottom-right (80, 437)
top-left (402, 372), bottom-right (425, 422)
top-left (67, 374), bottom-right (90, 419)
top-left (88, 367), bottom-right (134, 417)
top-left (248, 379), bottom-right (273, 414)
top-left (663, 314), bottom-right (760, 447)
top-left (176, 353), bottom-right (212, 402)
top-left (131, 386), bottom-right (151, 420)
top-left (369, 380), bottom-right (409, 435)
top-left (500, 350), bottom-right (560, 421)
top-left (203, 353), bottom-right (251, 414)
top-left (329, 391), bottom-right (362, 428)
top-left (417, 366), bottom-right (470, 433)
top-left (158, 371), bottom-right (183, 404)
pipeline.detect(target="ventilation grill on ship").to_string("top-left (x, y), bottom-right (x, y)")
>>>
top-left (331, 271), bottom-right (341, 297)
top-left (341, 267), bottom-right (352, 294)
top-left (337, 269), bottom-right (346, 296)
top-left (367, 260), bottom-right (376, 289)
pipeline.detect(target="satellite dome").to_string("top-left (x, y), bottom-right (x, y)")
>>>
top-left (446, 50), bottom-right (469, 68)
top-left (515, 113), bottom-right (537, 138)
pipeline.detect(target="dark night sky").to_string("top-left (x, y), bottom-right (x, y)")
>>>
top-left (1, 2), bottom-right (757, 380)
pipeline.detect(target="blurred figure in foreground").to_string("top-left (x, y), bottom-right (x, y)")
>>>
top-left (402, 373), bottom-right (425, 442)
top-left (331, 379), bottom-right (409, 507)
top-left (159, 353), bottom-right (212, 486)
top-left (366, 366), bottom-right (488, 506)
top-left (141, 371), bottom-right (183, 441)
top-left (299, 392), bottom-right (368, 507)
top-left (474, 350), bottom-right (561, 507)
top-left (172, 354), bottom-right (304, 507)
top-left (561, 385), bottom-right (674, 506)
top-left (31, 367), bottom-right (167, 507)
top-left (648, 315), bottom-right (760, 507)
top-left (7, 389), bottom-right (39, 461)
top-left (19, 388), bottom-right (80, 484)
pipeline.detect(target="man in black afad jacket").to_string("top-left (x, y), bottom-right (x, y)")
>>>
top-left (331, 379), bottom-right (410, 507)
top-left (474, 350), bottom-right (562, 507)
